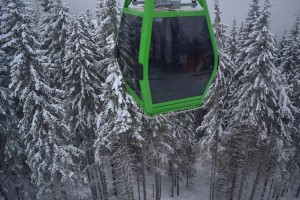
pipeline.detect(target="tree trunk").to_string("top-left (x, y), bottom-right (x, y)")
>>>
top-left (186, 169), bottom-right (189, 187)
top-left (210, 92), bottom-right (221, 200)
top-left (141, 143), bottom-right (147, 200)
top-left (137, 172), bottom-right (141, 200)
top-left (152, 184), bottom-right (155, 198)
top-left (60, 184), bottom-right (68, 200)
top-left (84, 150), bottom-right (98, 199)
top-left (155, 159), bottom-right (161, 200)
top-left (99, 164), bottom-right (109, 200)
top-left (170, 161), bottom-right (175, 198)
top-left (123, 136), bottom-right (134, 200)
top-left (94, 165), bottom-right (103, 200)
top-left (103, 164), bottom-right (109, 199)
top-left (226, 179), bottom-right (230, 200)
top-left (291, 171), bottom-right (298, 190)
top-left (85, 156), bottom-right (98, 200)
top-left (296, 185), bottom-right (300, 198)
top-left (210, 155), bottom-right (215, 200)
top-left (176, 170), bottom-right (179, 196)
top-left (261, 161), bottom-right (272, 200)
top-left (0, 186), bottom-right (7, 200)
top-left (210, 124), bottom-right (219, 200)
top-left (229, 159), bottom-right (239, 200)
top-left (51, 183), bottom-right (58, 200)
top-left (272, 185), bottom-right (277, 199)
top-left (237, 142), bottom-right (250, 200)
top-left (110, 156), bottom-right (118, 197)
top-left (266, 179), bottom-right (273, 200)
top-left (249, 150), bottom-right (265, 200)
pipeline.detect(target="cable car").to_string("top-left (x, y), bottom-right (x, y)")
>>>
top-left (115, 0), bottom-right (218, 116)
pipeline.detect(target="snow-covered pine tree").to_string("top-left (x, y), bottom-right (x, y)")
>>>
top-left (220, 2), bottom-right (260, 198)
top-left (278, 16), bottom-right (300, 198)
top-left (95, 0), bottom-right (120, 71)
top-left (0, 49), bottom-right (18, 200)
top-left (276, 31), bottom-right (288, 67)
top-left (0, 51), bottom-right (10, 156)
top-left (94, 1), bottom-right (143, 199)
top-left (226, 19), bottom-right (239, 62)
top-left (135, 113), bottom-right (195, 200)
top-left (141, 115), bottom-right (173, 200)
top-left (85, 9), bottom-right (96, 34)
top-left (167, 113), bottom-right (196, 197)
top-left (95, 0), bottom-right (105, 26)
top-left (236, 0), bottom-right (260, 66)
top-left (0, 1), bottom-right (87, 199)
top-left (63, 13), bottom-right (104, 200)
top-left (280, 17), bottom-right (300, 108)
top-left (95, 61), bottom-right (143, 199)
top-left (63, 12), bottom-right (102, 154)
top-left (0, 44), bottom-right (27, 200)
top-left (38, 0), bottom-right (52, 12)
top-left (213, 0), bottom-right (228, 50)
top-left (39, 0), bottom-right (70, 88)
top-left (197, 1), bottom-right (235, 199)
top-left (0, 2), bottom-right (37, 199)
top-left (226, 1), bottom-right (297, 199)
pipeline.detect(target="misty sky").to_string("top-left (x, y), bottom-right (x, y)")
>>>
top-left (38, 0), bottom-right (300, 37)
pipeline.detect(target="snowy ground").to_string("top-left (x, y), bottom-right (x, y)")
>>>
top-left (133, 171), bottom-right (210, 200)
top-left (132, 170), bottom-right (300, 200)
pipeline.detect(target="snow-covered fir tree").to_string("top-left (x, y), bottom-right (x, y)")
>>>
top-left (167, 113), bottom-right (196, 197)
top-left (39, 0), bottom-right (70, 88)
top-left (280, 17), bottom-right (300, 108)
top-left (0, 2), bottom-right (37, 199)
top-left (236, 0), bottom-right (260, 66)
top-left (141, 115), bottom-right (174, 200)
top-left (84, 9), bottom-right (97, 39)
top-left (63, 12), bottom-right (104, 199)
top-left (217, 3), bottom-right (261, 198)
top-left (219, 2), bottom-right (261, 199)
top-left (0, 51), bottom-right (10, 151)
top-left (63, 12), bottom-right (102, 152)
top-left (213, 0), bottom-right (228, 49)
top-left (277, 30), bottom-right (288, 66)
top-left (31, 0), bottom-right (41, 28)
top-left (197, 0), bottom-right (235, 199)
top-left (95, 0), bottom-right (120, 65)
top-left (95, 0), bottom-right (105, 26)
top-left (95, 57), bottom-right (143, 200)
top-left (225, 0), bottom-right (297, 199)
top-left (132, 113), bottom-right (196, 200)
top-left (0, 49), bottom-right (20, 200)
top-left (94, 1), bottom-right (143, 199)
top-left (226, 19), bottom-right (239, 62)
top-left (0, 1), bottom-right (87, 199)
top-left (199, 0), bottom-right (235, 150)
top-left (278, 16), bottom-right (300, 198)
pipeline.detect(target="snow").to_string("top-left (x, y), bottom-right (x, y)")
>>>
top-left (133, 170), bottom-right (210, 200)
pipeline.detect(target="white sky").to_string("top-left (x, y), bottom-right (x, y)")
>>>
top-left (40, 0), bottom-right (300, 37)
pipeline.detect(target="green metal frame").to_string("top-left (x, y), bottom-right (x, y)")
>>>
top-left (119, 0), bottom-right (219, 116)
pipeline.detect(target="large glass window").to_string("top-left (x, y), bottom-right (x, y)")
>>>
top-left (117, 14), bottom-right (143, 99)
top-left (149, 16), bottom-right (214, 104)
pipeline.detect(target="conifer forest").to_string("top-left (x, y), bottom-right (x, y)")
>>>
top-left (0, 0), bottom-right (299, 199)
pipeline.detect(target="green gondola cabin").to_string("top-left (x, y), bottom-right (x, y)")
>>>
top-left (115, 0), bottom-right (218, 116)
